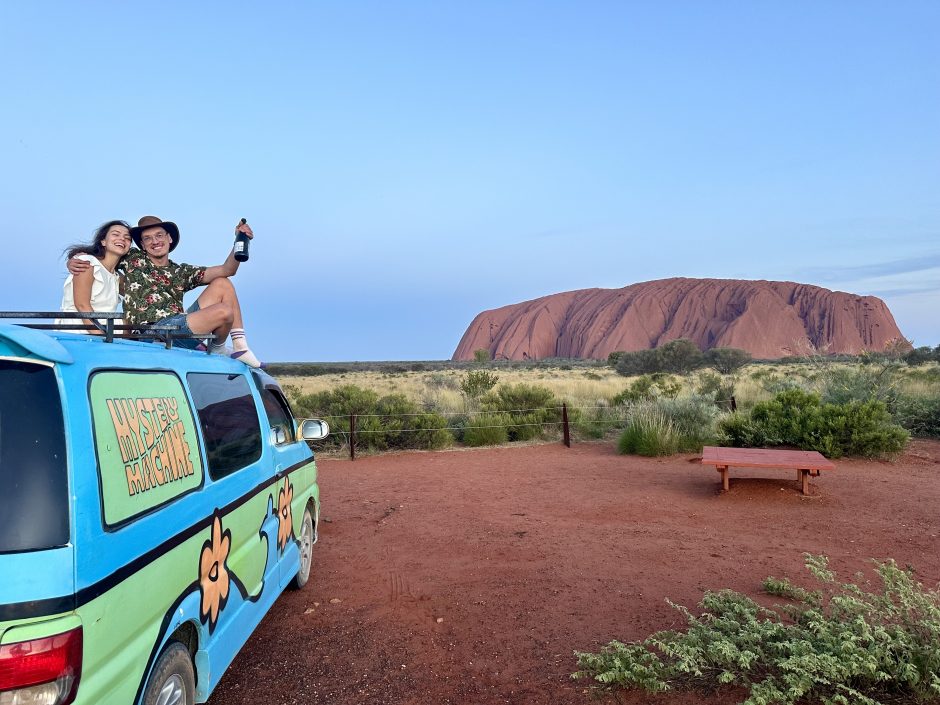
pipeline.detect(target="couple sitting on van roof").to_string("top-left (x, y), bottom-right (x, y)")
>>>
top-left (61, 215), bottom-right (263, 368)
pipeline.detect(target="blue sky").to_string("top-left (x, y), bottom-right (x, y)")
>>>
top-left (1, 1), bottom-right (937, 360)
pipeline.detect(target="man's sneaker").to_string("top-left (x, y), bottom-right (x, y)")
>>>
top-left (231, 349), bottom-right (263, 369)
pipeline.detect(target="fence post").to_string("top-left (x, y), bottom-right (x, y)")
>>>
top-left (562, 403), bottom-right (570, 448)
top-left (350, 413), bottom-right (356, 461)
top-left (730, 396), bottom-right (737, 412)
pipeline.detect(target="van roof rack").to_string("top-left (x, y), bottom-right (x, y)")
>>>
top-left (0, 312), bottom-right (211, 350)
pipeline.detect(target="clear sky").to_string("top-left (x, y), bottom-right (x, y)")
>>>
top-left (1, 1), bottom-right (937, 361)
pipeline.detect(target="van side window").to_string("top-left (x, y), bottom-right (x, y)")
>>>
top-left (89, 371), bottom-right (204, 527)
top-left (260, 388), bottom-right (295, 445)
top-left (187, 373), bottom-right (263, 479)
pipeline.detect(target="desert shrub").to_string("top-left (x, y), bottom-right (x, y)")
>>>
top-left (617, 407), bottom-right (679, 456)
top-left (618, 396), bottom-right (719, 455)
top-left (403, 413), bottom-right (453, 449)
top-left (426, 372), bottom-right (459, 390)
top-left (574, 554), bottom-right (940, 705)
top-left (583, 371), bottom-right (603, 381)
top-left (656, 339), bottom-right (705, 374)
top-left (695, 371), bottom-right (734, 401)
top-left (293, 384), bottom-right (379, 419)
top-left (717, 412), bottom-right (769, 448)
top-left (656, 395), bottom-right (721, 448)
top-left (904, 346), bottom-right (939, 366)
top-left (574, 406), bottom-right (622, 439)
top-left (703, 347), bottom-right (752, 375)
top-left (614, 348), bottom-right (660, 376)
top-left (718, 389), bottom-right (908, 458)
top-left (293, 384), bottom-right (453, 451)
top-left (611, 374), bottom-right (681, 405)
top-left (460, 369), bottom-right (499, 399)
top-left (615, 339), bottom-right (705, 377)
top-left (759, 374), bottom-right (805, 395)
top-left (483, 383), bottom-right (562, 441)
top-left (820, 365), bottom-right (900, 406)
top-left (473, 348), bottom-right (491, 363)
top-left (462, 413), bottom-right (509, 446)
top-left (891, 395), bottom-right (940, 438)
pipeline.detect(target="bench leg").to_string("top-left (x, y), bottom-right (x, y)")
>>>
top-left (718, 465), bottom-right (729, 491)
top-left (799, 469), bottom-right (810, 495)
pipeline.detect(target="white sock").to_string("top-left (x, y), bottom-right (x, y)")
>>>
top-left (231, 349), bottom-right (263, 368)
top-left (230, 328), bottom-right (249, 352)
top-left (209, 339), bottom-right (228, 355)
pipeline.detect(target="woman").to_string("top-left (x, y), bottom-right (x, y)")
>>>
top-left (56, 220), bottom-right (131, 333)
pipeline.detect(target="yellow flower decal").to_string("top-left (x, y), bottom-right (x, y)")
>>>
top-left (199, 513), bottom-right (231, 631)
top-left (277, 478), bottom-right (294, 553)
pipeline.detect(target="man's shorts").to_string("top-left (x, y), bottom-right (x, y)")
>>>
top-left (153, 300), bottom-right (203, 350)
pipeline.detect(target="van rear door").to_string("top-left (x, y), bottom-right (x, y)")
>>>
top-left (0, 358), bottom-right (75, 629)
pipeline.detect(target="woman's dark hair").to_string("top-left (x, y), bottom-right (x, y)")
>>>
top-left (63, 220), bottom-right (130, 261)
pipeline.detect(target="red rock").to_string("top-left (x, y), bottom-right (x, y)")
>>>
top-left (452, 278), bottom-right (906, 360)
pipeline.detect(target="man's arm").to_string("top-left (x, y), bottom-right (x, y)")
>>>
top-left (202, 221), bottom-right (254, 283)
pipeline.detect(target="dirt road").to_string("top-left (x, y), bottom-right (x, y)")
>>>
top-left (208, 440), bottom-right (940, 705)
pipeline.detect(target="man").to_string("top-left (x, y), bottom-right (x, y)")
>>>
top-left (69, 215), bottom-right (262, 367)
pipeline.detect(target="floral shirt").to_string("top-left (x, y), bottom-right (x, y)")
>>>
top-left (121, 254), bottom-right (206, 326)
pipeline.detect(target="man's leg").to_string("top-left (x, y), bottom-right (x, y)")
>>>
top-left (192, 278), bottom-right (262, 367)
top-left (185, 303), bottom-right (234, 342)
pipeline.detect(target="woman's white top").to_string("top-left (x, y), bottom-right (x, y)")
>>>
top-left (55, 254), bottom-right (123, 333)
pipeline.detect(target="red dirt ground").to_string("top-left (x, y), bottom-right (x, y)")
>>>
top-left (208, 439), bottom-right (940, 705)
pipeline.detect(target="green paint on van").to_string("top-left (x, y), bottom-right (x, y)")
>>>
top-left (90, 372), bottom-right (204, 525)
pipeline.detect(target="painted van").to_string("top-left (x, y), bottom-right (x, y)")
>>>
top-left (0, 324), bottom-right (328, 705)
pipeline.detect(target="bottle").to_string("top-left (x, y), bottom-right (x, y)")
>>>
top-left (234, 218), bottom-right (250, 262)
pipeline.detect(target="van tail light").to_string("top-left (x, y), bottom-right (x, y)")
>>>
top-left (0, 627), bottom-right (82, 705)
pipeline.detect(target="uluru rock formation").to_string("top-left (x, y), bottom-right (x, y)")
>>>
top-left (453, 278), bottom-right (906, 361)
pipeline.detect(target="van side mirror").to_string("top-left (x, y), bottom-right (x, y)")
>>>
top-left (299, 419), bottom-right (330, 441)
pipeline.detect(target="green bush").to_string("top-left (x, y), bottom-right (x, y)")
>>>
top-left (617, 407), bottom-right (679, 456)
top-left (820, 365), bottom-right (900, 406)
top-left (293, 384), bottom-right (453, 452)
top-left (482, 383), bottom-right (562, 441)
top-left (611, 374), bottom-right (682, 405)
top-left (615, 339), bottom-right (705, 377)
top-left (695, 371), bottom-right (734, 401)
top-left (460, 369), bottom-right (499, 399)
top-left (463, 412), bottom-right (510, 446)
top-left (574, 406), bottom-right (622, 439)
top-left (891, 395), bottom-right (940, 438)
top-left (703, 347), bottom-right (752, 375)
top-left (718, 389), bottom-right (908, 458)
top-left (574, 554), bottom-right (940, 705)
top-left (617, 396), bottom-right (720, 456)
top-left (717, 411), bottom-right (769, 448)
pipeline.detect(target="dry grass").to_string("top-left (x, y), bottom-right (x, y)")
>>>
top-left (276, 361), bottom-right (940, 417)
top-left (280, 366), bottom-right (628, 414)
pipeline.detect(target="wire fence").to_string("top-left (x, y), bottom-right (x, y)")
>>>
top-left (309, 398), bottom-right (737, 460)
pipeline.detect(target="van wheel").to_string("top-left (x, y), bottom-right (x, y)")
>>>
top-left (290, 506), bottom-right (314, 589)
top-left (143, 642), bottom-right (195, 705)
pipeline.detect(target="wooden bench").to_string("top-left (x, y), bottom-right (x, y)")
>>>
top-left (700, 446), bottom-right (835, 495)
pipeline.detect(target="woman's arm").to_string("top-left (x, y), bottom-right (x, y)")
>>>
top-left (71, 267), bottom-right (102, 334)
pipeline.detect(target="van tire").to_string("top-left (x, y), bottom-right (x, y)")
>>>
top-left (290, 506), bottom-right (314, 589)
top-left (142, 641), bottom-right (195, 705)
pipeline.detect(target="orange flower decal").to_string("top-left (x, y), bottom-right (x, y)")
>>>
top-left (199, 513), bottom-right (231, 631)
top-left (277, 478), bottom-right (294, 553)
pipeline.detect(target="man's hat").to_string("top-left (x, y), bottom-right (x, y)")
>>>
top-left (130, 216), bottom-right (180, 252)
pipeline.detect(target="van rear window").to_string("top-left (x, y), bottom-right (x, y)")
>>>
top-left (0, 360), bottom-right (69, 552)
